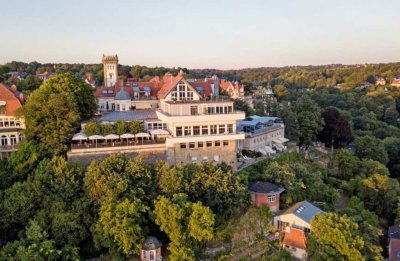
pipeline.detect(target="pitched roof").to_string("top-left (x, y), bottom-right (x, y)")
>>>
top-left (157, 75), bottom-right (184, 99)
top-left (0, 84), bottom-right (22, 116)
top-left (389, 224), bottom-right (400, 240)
top-left (142, 236), bottom-right (162, 250)
top-left (283, 228), bottom-right (306, 249)
top-left (189, 81), bottom-right (213, 96)
top-left (280, 201), bottom-right (324, 224)
top-left (248, 181), bottom-right (285, 195)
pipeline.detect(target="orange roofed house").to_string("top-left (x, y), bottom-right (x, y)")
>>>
top-left (0, 84), bottom-right (26, 159)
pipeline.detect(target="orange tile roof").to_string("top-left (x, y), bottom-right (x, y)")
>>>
top-left (283, 228), bottom-right (306, 249)
top-left (157, 75), bottom-right (184, 99)
top-left (0, 83), bottom-right (22, 116)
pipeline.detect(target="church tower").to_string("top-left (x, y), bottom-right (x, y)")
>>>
top-left (102, 54), bottom-right (118, 87)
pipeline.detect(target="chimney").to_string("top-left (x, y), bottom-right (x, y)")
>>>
top-left (19, 93), bottom-right (25, 103)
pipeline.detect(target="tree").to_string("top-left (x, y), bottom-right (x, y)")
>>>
top-left (308, 213), bottom-right (365, 261)
top-left (318, 107), bottom-right (353, 148)
top-left (331, 149), bottom-right (358, 180)
top-left (277, 103), bottom-right (300, 142)
top-left (354, 135), bottom-right (389, 164)
top-left (114, 120), bottom-right (127, 135)
top-left (127, 120), bottom-right (144, 134)
top-left (22, 74), bottom-right (96, 155)
top-left (384, 137), bottom-right (400, 176)
top-left (340, 197), bottom-right (383, 260)
top-left (101, 123), bottom-right (113, 135)
top-left (233, 99), bottom-right (254, 117)
top-left (84, 120), bottom-right (101, 136)
top-left (93, 198), bottom-right (148, 256)
top-left (358, 174), bottom-right (400, 216)
top-left (295, 95), bottom-right (324, 147)
top-left (274, 84), bottom-right (289, 99)
top-left (154, 194), bottom-right (214, 261)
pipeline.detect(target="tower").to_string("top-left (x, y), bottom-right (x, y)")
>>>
top-left (102, 54), bottom-right (118, 87)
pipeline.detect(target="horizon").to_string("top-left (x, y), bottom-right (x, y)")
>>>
top-left (2, 0), bottom-right (400, 69)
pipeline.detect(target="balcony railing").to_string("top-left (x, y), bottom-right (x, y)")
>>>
top-left (240, 124), bottom-right (284, 136)
top-left (71, 139), bottom-right (165, 150)
top-left (0, 144), bottom-right (19, 151)
top-left (165, 96), bottom-right (232, 104)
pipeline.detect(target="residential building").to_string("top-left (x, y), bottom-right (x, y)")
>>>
top-left (0, 84), bottom-right (26, 159)
top-left (248, 181), bottom-right (285, 212)
top-left (282, 227), bottom-right (307, 260)
top-left (85, 74), bottom-right (96, 88)
top-left (273, 201), bottom-right (324, 233)
top-left (238, 116), bottom-right (287, 155)
top-left (389, 224), bottom-right (400, 260)
top-left (392, 76), bottom-right (400, 87)
top-left (376, 76), bottom-right (386, 86)
top-left (37, 71), bottom-right (49, 81)
top-left (220, 79), bottom-right (244, 99)
top-left (141, 236), bottom-right (162, 261)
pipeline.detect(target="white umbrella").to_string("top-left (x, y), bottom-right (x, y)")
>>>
top-left (135, 132), bottom-right (150, 144)
top-left (72, 133), bottom-right (87, 141)
top-left (104, 134), bottom-right (119, 140)
top-left (120, 133), bottom-right (135, 139)
top-left (150, 129), bottom-right (169, 135)
top-left (120, 133), bottom-right (135, 145)
top-left (88, 135), bottom-right (104, 148)
top-left (88, 135), bottom-right (105, 140)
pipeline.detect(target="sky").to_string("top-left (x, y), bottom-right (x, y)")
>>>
top-left (1, 0), bottom-right (400, 69)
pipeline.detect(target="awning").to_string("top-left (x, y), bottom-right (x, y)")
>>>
top-left (88, 135), bottom-right (105, 140)
top-left (272, 138), bottom-right (284, 144)
top-left (150, 129), bottom-right (169, 136)
top-left (104, 134), bottom-right (119, 140)
top-left (135, 132), bottom-right (151, 138)
top-left (72, 133), bottom-right (88, 141)
top-left (120, 133), bottom-right (135, 139)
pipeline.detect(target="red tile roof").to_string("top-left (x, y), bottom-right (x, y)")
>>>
top-left (283, 228), bottom-right (306, 249)
top-left (157, 75), bottom-right (184, 99)
top-left (190, 82), bottom-right (213, 96)
top-left (0, 83), bottom-right (22, 116)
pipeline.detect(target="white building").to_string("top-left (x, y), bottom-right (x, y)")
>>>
top-left (102, 54), bottom-right (118, 87)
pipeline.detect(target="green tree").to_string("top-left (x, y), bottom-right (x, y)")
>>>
top-left (127, 120), bottom-right (144, 134)
top-left (277, 103), bottom-right (300, 142)
top-left (354, 135), bottom-right (389, 164)
top-left (114, 120), bottom-right (127, 135)
top-left (308, 213), bottom-right (365, 261)
top-left (274, 84), bottom-right (289, 99)
top-left (154, 194), bottom-right (214, 261)
top-left (295, 95), bottom-right (324, 147)
top-left (358, 174), bottom-right (400, 216)
top-left (331, 149), bottom-right (358, 180)
top-left (84, 120), bottom-right (101, 136)
top-left (101, 123), bottom-right (113, 135)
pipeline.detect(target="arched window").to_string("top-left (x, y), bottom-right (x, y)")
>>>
top-left (10, 135), bottom-right (17, 145)
top-left (149, 251), bottom-right (154, 261)
top-left (1, 136), bottom-right (7, 146)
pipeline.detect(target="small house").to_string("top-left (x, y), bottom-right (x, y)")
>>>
top-left (282, 227), bottom-right (307, 260)
top-left (248, 181), bottom-right (285, 212)
top-left (141, 236), bottom-right (162, 261)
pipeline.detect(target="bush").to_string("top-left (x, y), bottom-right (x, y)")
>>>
top-left (242, 150), bottom-right (262, 158)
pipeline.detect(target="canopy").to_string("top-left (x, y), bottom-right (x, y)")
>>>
top-left (104, 134), bottom-right (119, 140)
top-left (88, 135), bottom-right (105, 140)
top-left (273, 137), bottom-right (289, 144)
top-left (135, 132), bottom-right (151, 138)
top-left (150, 129), bottom-right (169, 135)
top-left (72, 133), bottom-right (88, 141)
top-left (120, 133), bottom-right (135, 139)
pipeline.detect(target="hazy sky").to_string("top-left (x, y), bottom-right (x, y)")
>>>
top-left (1, 0), bottom-right (400, 69)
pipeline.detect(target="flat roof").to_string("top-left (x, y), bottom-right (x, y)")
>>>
top-left (98, 110), bottom-right (158, 122)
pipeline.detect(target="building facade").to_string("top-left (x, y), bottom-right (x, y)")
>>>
top-left (0, 84), bottom-right (25, 160)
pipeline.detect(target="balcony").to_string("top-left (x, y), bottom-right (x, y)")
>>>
top-left (0, 144), bottom-right (19, 151)
top-left (164, 96), bottom-right (232, 104)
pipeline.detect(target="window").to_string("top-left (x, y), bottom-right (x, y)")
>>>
top-left (189, 142), bottom-right (195, 149)
top-left (207, 107), bottom-right (215, 114)
top-left (228, 106), bottom-right (233, 113)
top-left (142, 250), bottom-right (146, 258)
top-left (198, 142), bottom-right (204, 148)
top-left (10, 135), bottom-right (17, 145)
top-left (149, 251), bottom-right (154, 261)
top-left (184, 126), bottom-right (191, 136)
top-left (267, 195), bottom-right (276, 202)
top-left (1, 136), bottom-right (7, 146)
top-left (202, 125), bottom-right (208, 135)
top-left (210, 125), bottom-right (217, 134)
top-left (223, 140), bottom-right (229, 146)
top-left (147, 123), bottom-right (152, 130)
top-left (219, 125), bottom-right (226, 134)
top-left (193, 126), bottom-right (200, 136)
top-left (176, 127), bottom-right (183, 137)
top-left (215, 141), bottom-right (220, 147)
top-left (206, 141), bottom-right (212, 147)
top-left (190, 106), bottom-right (198, 115)
top-left (227, 124), bottom-right (233, 133)
top-left (180, 143), bottom-right (186, 149)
